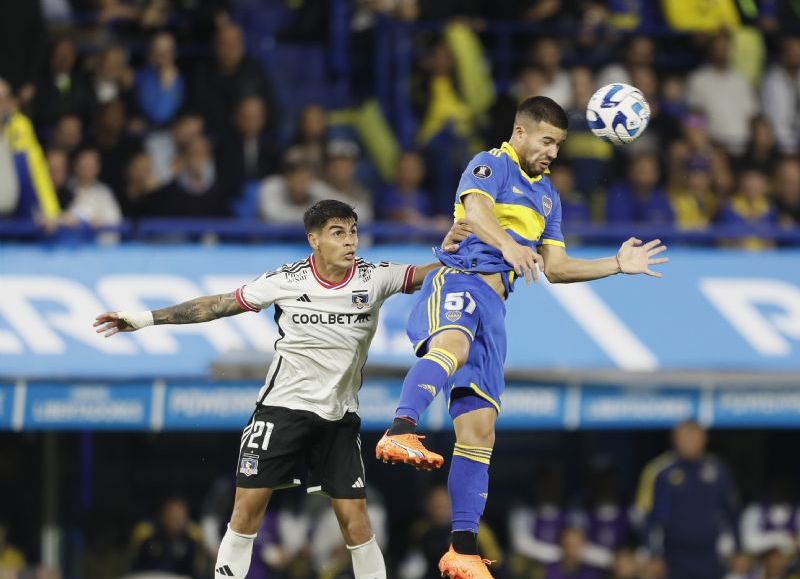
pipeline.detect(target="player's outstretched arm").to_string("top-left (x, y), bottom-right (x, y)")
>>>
top-left (94, 292), bottom-right (244, 337)
top-left (539, 237), bottom-right (668, 284)
top-left (463, 193), bottom-right (543, 284)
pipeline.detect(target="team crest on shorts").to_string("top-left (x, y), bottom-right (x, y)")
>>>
top-left (473, 165), bottom-right (492, 179)
top-left (240, 454), bottom-right (259, 477)
top-left (352, 290), bottom-right (369, 309)
top-left (542, 195), bottom-right (553, 216)
top-left (445, 310), bottom-right (462, 322)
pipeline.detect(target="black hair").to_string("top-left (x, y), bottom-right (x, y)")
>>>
top-left (515, 95), bottom-right (569, 130)
top-left (303, 199), bottom-right (358, 233)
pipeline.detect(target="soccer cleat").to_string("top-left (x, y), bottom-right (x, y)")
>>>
top-left (438, 546), bottom-right (493, 578)
top-left (375, 430), bottom-right (444, 469)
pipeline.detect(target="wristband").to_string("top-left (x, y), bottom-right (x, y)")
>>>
top-left (117, 310), bottom-right (154, 329)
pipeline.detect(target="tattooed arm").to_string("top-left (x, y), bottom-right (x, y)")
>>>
top-left (94, 292), bottom-right (244, 337)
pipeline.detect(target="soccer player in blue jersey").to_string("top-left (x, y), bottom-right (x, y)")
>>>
top-left (375, 96), bottom-right (668, 578)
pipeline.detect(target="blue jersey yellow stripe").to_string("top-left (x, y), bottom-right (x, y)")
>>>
top-left (436, 142), bottom-right (565, 290)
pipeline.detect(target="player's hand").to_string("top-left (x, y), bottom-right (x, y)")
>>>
top-left (501, 241), bottom-right (543, 285)
top-left (93, 311), bottom-right (152, 336)
top-left (442, 219), bottom-right (473, 252)
top-left (616, 237), bottom-right (669, 278)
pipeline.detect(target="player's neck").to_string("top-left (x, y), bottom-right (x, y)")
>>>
top-left (311, 252), bottom-right (352, 283)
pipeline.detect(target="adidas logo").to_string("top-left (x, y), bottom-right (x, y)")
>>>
top-left (418, 384), bottom-right (437, 396)
top-left (216, 565), bottom-right (234, 576)
top-left (479, 492), bottom-right (489, 499)
top-left (352, 477), bottom-right (365, 488)
top-left (296, 294), bottom-right (311, 302)
top-left (512, 186), bottom-right (524, 194)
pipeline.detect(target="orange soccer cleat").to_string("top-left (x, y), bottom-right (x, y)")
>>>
top-left (375, 430), bottom-right (444, 470)
top-left (438, 546), bottom-right (494, 578)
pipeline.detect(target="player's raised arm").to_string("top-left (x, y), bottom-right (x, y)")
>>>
top-left (94, 292), bottom-right (244, 337)
top-left (539, 237), bottom-right (668, 284)
top-left (462, 193), bottom-right (543, 284)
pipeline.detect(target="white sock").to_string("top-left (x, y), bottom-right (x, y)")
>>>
top-left (347, 535), bottom-right (387, 579)
top-left (214, 523), bottom-right (257, 578)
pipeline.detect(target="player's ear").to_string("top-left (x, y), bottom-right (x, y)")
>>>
top-left (307, 231), bottom-right (318, 251)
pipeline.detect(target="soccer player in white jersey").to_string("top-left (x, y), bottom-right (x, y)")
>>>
top-left (94, 200), bottom-right (465, 579)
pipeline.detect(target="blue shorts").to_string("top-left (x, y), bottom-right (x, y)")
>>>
top-left (407, 267), bottom-right (507, 419)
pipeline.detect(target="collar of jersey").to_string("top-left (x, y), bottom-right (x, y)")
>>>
top-left (309, 254), bottom-right (356, 289)
top-left (500, 142), bottom-right (548, 184)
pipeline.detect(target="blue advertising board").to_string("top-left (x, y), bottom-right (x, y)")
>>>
top-left (2, 244), bottom-right (800, 378)
top-left (0, 383), bottom-right (14, 430)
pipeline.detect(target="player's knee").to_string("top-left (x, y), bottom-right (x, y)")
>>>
top-left (456, 420), bottom-right (496, 448)
top-left (342, 515), bottom-right (373, 546)
top-left (229, 490), bottom-right (269, 534)
top-left (429, 331), bottom-right (470, 369)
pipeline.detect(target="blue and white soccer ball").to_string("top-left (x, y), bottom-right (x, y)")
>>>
top-left (586, 83), bottom-right (651, 145)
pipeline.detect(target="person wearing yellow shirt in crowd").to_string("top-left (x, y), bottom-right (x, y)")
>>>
top-left (668, 157), bottom-right (718, 230)
top-left (718, 167), bottom-right (777, 250)
top-left (0, 521), bottom-right (26, 571)
top-left (0, 76), bottom-right (60, 222)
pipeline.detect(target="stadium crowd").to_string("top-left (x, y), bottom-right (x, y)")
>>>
top-left (5, 422), bottom-right (800, 579)
top-left (1, 0), bottom-right (800, 246)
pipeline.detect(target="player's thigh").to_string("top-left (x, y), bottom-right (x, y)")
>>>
top-left (230, 486), bottom-right (273, 535)
top-left (453, 406), bottom-right (498, 449)
top-left (236, 405), bottom-right (314, 492)
top-left (307, 412), bottom-right (366, 501)
top-left (330, 497), bottom-right (373, 546)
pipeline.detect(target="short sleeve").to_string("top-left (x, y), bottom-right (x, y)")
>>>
top-left (235, 271), bottom-right (282, 312)
top-left (455, 151), bottom-right (506, 205)
top-left (539, 188), bottom-right (565, 247)
top-left (371, 262), bottom-right (416, 301)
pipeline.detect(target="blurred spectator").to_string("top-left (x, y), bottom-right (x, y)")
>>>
top-left (687, 31), bottom-right (758, 155)
top-left (484, 66), bottom-right (545, 148)
top-left (145, 113), bottom-right (205, 186)
top-left (192, 23), bottom-right (278, 132)
top-left (725, 552), bottom-right (754, 579)
top-left (561, 67), bottom-right (612, 197)
top-left (660, 76), bottom-right (690, 142)
top-left (142, 135), bottom-right (227, 217)
top-left (324, 139), bottom-right (374, 224)
top-left (46, 148), bottom-right (72, 209)
top-left (626, 66), bottom-right (661, 154)
top-left (90, 45), bottom-right (136, 113)
top-left (742, 116), bottom-right (779, 175)
top-left (129, 496), bottom-right (209, 579)
top-left (291, 103), bottom-right (329, 177)
top-left (259, 148), bottom-right (335, 223)
top-left (774, 158), bottom-right (800, 227)
top-left (91, 99), bottom-right (142, 198)
top-left (135, 31), bottom-right (186, 127)
top-left (0, 521), bottom-right (25, 570)
top-left (549, 163), bottom-right (590, 225)
top-left (605, 153), bottom-right (673, 224)
top-left (635, 420), bottom-right (739, 579)
top-left (122, 151), bottom-right (159, 217)
top-left (400, 485), bottom-right (503, 579)
top-left (0, 0), bottom-right (46, 106)
top-left (597, 36), bottom-right (655, 89)
top-left (51, 114), bottom-right (84, 157)
top-left (510, 464), bottom-right (569, 570)
top-left (740, 479), bottom-right (800, 557)
top-left (761, 36), bottom-right (800, 155)
top-left (608, 547), bottom-right (642, 579)
top-left (668, 156), bottom-right (717, 230)
top-left (216, 95), bottom-right (280, 206)
top-left (711, 147), bottom-right (737, 199)
top-left (529, 37), bottom-right (571, 106)
top-left (544, 528), bottom-right (603, 579)
top-left (681, 111), bottom-right (714, 158)
top-left (62, 148), bottom-right (122, 228)
top-left (34, 37), bottom-right (92, 128)
top-left (380, 150), bottom-right (448, 227)
top-left (661, 0), bottom-right (740, 32)
top-left (718, 167), bottom-right (777, 249)
top-left (0, 77), bottom-right (60, 221)
top-left (570, 467), bottom-right (634, 570)
top-left (751, 547), bottom-right (800, 579)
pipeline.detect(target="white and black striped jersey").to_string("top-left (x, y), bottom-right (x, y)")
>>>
top-left (235, 254), bottom-right (415, 421)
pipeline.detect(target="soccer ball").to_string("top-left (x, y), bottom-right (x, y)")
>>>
top-left (586, 83), bottom-right (651, 145)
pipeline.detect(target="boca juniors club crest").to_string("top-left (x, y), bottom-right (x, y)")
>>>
top-left (352, 290), bottom-right (369, 309)
top-left (542, 195), bottom-right (553, 217)
top-left (240, 454), bottom-right (259, 477)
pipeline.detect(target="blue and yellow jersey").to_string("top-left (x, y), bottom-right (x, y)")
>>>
top-left (435, 142), bottom-right (565, 285)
